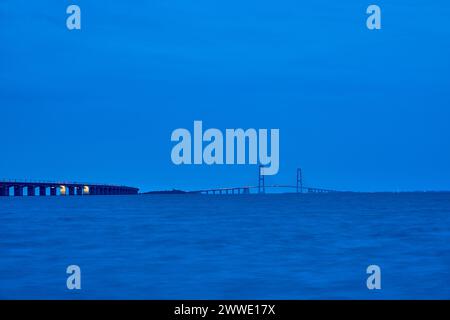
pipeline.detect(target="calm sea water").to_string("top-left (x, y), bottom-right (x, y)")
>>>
top-left (0, 193), bottom-right (449, 299)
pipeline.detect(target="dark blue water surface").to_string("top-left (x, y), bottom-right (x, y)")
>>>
top-left (1, 193), bottom-right (449, 299)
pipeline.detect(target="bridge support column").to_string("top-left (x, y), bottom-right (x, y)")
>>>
top-left (68, 186), bottom-right (75, 196)
top-left (50, 187), bottom-right (57, 196)
top-left (0, 186), bottom-right (9, 196)
top-left (27, 186), bottom-right (36, 196)
top-left (296, 168), bottom-right (303, 194)
top-left (39, 186), bottom-right (46, 196)
top-left (14, 186), bottom-right (23, 197)
top-left (76, 186), bottom-right (83, 196)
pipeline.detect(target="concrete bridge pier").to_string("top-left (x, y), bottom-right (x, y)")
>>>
top-left (14, 186), bottom-right (23, 197)
top-left (27, 186), bottom-right (36, 196)
top-left (76, 186), bottom-right (83, 196)
top-left (68, 186), bottom-right (75, 196)
top-left (39, 186), bottom-right (46, 196)
top-left (0, 186), bottom-right (9, 196)
top-left (50, 187), bottom-right (57, 196)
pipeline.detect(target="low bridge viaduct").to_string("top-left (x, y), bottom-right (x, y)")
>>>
top-left (0, 180), bottom-right (139, 197)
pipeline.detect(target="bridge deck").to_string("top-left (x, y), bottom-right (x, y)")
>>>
top-left (192, 185), bottom-right (339, 195)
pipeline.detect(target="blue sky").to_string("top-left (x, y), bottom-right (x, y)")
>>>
top-left (1, 0), bottom-right (449, 192)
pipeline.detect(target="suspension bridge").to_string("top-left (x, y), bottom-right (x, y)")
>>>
top-left (192, 168), bottom-right (340, 195)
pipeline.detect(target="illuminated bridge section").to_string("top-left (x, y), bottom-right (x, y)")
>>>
top-left (0, 180), bottom-right (139, 197)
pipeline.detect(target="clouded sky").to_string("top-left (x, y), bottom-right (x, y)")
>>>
top-left (1, 0), bottom-right (449, 191)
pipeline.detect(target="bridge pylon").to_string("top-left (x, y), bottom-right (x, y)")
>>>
top-left (258, 165), bottom-right (266, 194)
top-left (297, 168), bottom-right (303, 194)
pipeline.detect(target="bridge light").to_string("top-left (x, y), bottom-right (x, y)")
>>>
top-left (60, 185), bottom-right (66, 195)
top-left (83, 186), bottom-right (89, 195)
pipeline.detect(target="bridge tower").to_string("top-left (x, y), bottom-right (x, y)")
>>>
top-left (297, 168), bottom-right (303, 194)
top-left (258, 165), bottom-right (265, 194)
